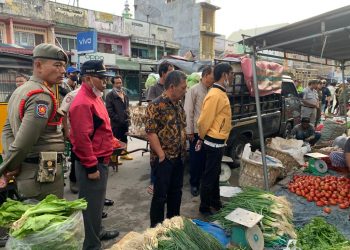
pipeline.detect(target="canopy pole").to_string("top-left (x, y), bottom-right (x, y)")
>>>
top-left (341, 62), bottom-right (348, 135)
top-left (250, 45), bottom-right (269, 191)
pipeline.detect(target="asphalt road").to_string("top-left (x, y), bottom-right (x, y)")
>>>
top-left (63, 137), bottom-right (240, 249)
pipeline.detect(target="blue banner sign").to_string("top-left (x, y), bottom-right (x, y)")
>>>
top-left (76, 31), bottom-right (97, 54)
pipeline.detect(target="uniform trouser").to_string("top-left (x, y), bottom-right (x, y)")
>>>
top-left (200, 144), bottom-right (223, 211)
top-left (76, 161), bottom-right (108, 250)
top-left (16, 162), bottom-right (64, 201)
top-left (189, 134), bottom-right (205, 188)
top-left (339, 103), bottom-right (347, 116)
top-left (301, 107), bottom-right (317, 126)
top-left (150, 157), bottom-right (184, 227)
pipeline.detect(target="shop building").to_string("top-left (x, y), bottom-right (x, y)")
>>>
top-left (134, 0), bottom-right (220, 60)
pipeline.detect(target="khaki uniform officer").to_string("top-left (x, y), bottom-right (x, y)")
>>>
top-left (0, 43), bottom-right (68, 201)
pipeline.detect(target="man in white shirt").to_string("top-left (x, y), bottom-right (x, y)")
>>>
top-left (184, 66), bottom-right (214, 196)
top-left (301, 79), bottom-right (319, 126)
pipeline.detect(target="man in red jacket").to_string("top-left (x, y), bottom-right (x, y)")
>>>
top-left (69, 60), bottom-right (119, 249)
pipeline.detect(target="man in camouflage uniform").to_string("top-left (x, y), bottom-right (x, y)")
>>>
top-left (0, 43), bottom-right (67, 200)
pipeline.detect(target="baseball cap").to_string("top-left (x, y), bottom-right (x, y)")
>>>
top-left (67, 66), bottom-right (80, 74)
top-left (33, 43), bottom-right (68, 63)
top-left (80, 60), bottom-right (115, 77)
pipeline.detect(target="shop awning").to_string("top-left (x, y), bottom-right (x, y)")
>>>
top-left (115, 59), bottom-right (140, 71)
top-left (0, 43), bottom-right (33, 55)
top-left (0, 52), bottom-right (32, 69)
top-left (240, 5), bottom-right (350, 64)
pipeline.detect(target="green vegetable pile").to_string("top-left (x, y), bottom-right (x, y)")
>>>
top-left (0, 199), bottom-right (34, 227)
top-left (186, 72), bottom-right (201, 88)
top-left (156, 218), bottom-right (224, 250)
top-left (0, 194), bottom-right (87, 239)
top-left (297, 217), bottom-right (350, 250)
top-left (211, 187), bottom-right (296, 248)
top-left (145, 73), bottom-right (159, 89)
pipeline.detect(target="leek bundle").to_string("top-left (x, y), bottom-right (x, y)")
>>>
top-left (211, 187), bottom-right (296, 247)
top-left (156, 218), bottom-right (224, 250)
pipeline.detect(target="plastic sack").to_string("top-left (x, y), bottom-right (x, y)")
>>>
top-left (192, 219), bottom-right (230, 247)
top-left (318, 119), bottom-right (346, 143)
top-left (269, 137), bottom-right (310, 165)
top-left (241, 57), bottom-right (283, 96)
top-left (6, 211), bottom-right (84, 250)
top-left (145, 73), bottom-right (159, 89)
top-left (242, 143), bottom-right (284, 169)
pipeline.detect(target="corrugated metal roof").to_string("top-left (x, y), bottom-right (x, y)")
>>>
top-left (240, 5), bottom-right (350, 63)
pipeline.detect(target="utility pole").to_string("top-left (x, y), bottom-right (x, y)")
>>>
top-left (163, 41), bottom-right (166, 57)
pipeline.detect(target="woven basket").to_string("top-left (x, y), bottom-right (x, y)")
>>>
top-left (265, 140), bottom-right (300, 177)
top-left (238, 158), bottom-right (281, 189)
top-left (265, 148), bottom-right (298, 177)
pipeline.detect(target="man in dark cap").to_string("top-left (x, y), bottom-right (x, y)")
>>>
top-left (290, 117), bottom-right (321, 145)
top-left (59, 66), bottom-right (80, 102)
top-left (0, 43), bottom-right (68, 200)
top-left (69, 60), bottom-right (119, 249)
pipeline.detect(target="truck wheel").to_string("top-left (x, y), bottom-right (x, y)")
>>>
top-left (283, 122), bottom-right (293, 138)
top-left (230, 135), bottom-right (250, 166)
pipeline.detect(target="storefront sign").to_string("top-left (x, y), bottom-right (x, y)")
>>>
top-left (76, 31), bottom-right (97, 54)
top-left (71, 50), bottom-right (116, 66)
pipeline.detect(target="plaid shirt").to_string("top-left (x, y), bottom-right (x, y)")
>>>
top-left (145, 93), bottom-right (187, 164)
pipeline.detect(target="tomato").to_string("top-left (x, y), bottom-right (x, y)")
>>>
top-left (316, 201), bottom-right (325, 207)
top-left (307, 196), bottom-right (313, 202)
top-left (340, 191), bottom-right (347, 197)
top-left (339, 203), bottom-right (348, 209)
top-left (323, 207), bottom-right (332, 214)
top-left (329, 199), bottom-right (337, 205)
top-left (296, 190), bottom-right (302, 196)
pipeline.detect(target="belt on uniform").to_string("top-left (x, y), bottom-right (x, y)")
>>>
top-left (23, 154), bottom-right (63, 164)
top-left (97, 156), bottom-right (110, 165)
top-left (204, 140), bottom-right (225, 148)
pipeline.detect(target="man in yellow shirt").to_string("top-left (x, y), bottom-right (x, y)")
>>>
top-left (197, 63), bottom-right (233, 216)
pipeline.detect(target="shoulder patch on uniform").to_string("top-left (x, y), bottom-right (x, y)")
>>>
top-left (35, 101), bottom-right (49, 119)
top-left (65, 96), bottom-right (72, 103)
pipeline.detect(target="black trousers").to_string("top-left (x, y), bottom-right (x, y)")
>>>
top-left (112, 126), bottom-right (128, 143)
top-left (189, 134), bottom-right (205, 188)
top-left (200, 144), bottom-right (223, 211)
top-left (150, 157), bottom-right (184, 227)
top-left (69, 147), bottom-right (77, 183)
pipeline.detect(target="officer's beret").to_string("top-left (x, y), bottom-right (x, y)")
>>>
top-left (33, 43), bottom-right (68, 63)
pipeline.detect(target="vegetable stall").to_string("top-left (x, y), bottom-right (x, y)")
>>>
top-left (0, 194), bottom-right (87, 249)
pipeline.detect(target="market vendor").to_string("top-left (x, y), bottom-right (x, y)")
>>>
top-left (290, 117), bottom-right (321, 145)
top-left (301, 79), bottom-right (319, 126)
top-left (329, 136), bottom-right (350, 170)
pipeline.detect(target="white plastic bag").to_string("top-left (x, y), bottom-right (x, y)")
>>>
top-left (269, 137), bottom-right (310, 165)
top-left (6, 211), bottom-right (84, 250)
top-left (242, 143), bottom-right (284, 169)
